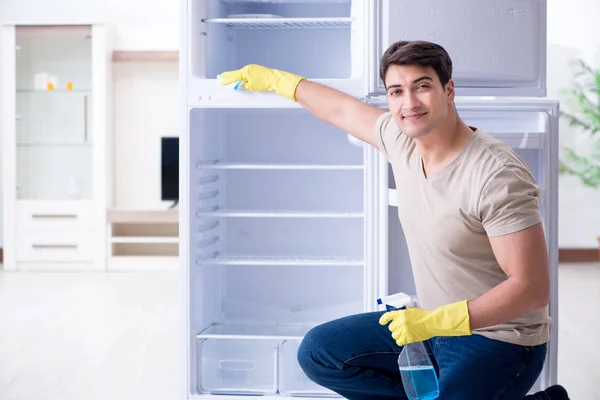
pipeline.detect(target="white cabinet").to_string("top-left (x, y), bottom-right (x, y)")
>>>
top-left (1, 24), bottom-right (113, 271)
top-left (181, 1), bottom-right (558, 399)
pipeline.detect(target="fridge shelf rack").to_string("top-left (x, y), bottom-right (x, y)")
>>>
top-left (195, 210), bottom-right (364, 218)
top-left (221, 0), bottom-right (350, 3)
top-left (195, 255), bottom-right (363, 266)
top-left (197, 322), bottom-right (311, 340)
top-left (202, 17), bottom-right (352, 29)
top-left (195, 162), bottom-right (363, 170)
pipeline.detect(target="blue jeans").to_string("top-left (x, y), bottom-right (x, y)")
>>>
top-left (297, 311), bottom-right (547, 400)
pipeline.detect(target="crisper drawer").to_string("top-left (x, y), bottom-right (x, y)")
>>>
top-left (373, 0), bottom-right (547, 96)
top-left (197, 337), bottom-right (278, 395)
top-left (279, 339), bottom-right (340, 397)
top-left (16, 201), bottom-right (94, 230)
top-left (16, 230), bottom-right (94, 262)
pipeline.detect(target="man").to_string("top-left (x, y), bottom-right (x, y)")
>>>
top-left (219, 41), bottom-right (569, 400)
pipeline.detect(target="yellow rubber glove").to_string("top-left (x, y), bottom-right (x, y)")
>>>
top-left (379, 300), bottom-right (472, 347)
top-left (219, 64), bottom-right (306, 101)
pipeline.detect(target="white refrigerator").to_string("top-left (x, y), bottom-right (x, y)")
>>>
top-left (179, 1), bottom-right (559, 399)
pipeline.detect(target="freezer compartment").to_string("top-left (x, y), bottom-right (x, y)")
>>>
top-left (197, 337), bottom-right (278, 395)
top-left (186, 0), bottom-right (369, 103)
top-left (190, 0), bottom-right (352, 80)
top-left (279, 338), bottom-right (340, 397)
top-left (374, 0), bottom-right (547, 96)
top-left (190, 264), bottom-right (364, 328)
top-left (189, 107), bottom-right (364, 166)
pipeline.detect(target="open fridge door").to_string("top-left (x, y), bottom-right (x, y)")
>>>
top-left (368, 97), bottom-right (560, 393)
top-left (370, 0), bottom-right (547, 97)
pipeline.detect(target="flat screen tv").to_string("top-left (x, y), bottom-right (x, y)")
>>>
top-left (161, 137), bottom-right (179, 207)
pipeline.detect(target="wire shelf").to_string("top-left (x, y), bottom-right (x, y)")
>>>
top-left (203, 17), bottom-right (352, 29)
top-left (195, 209), bottom-right (364, 218)
top-left (221, 0), bottom-right (349, 3)
top-left (195, 162), bottom-right (363, 170)
top-left (196, 255), bottom-right (363, 266)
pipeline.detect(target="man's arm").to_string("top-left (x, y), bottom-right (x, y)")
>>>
top-left (467, 222), bottom-right (550, 330)
top-left (468, 164), bottom-right (550, 330)
top-left (294, 80), bottom-right (386, 149)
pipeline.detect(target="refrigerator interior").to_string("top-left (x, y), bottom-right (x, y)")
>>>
top-left (189, 0), bottom-right (354, 80)
top-left (188, 107), bottom-right (368, 396)
top-left (386, 104), bottom-right (552, 297)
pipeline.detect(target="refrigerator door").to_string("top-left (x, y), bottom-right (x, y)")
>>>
top-left (368, 97), bottom-right (559, 392)
top-left (371, 0), bottom-right (547, 97)
top-left (185, 0), bottom-right (370, 106)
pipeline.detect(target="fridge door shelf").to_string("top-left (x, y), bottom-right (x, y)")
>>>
top-left (186, 0), bottom-right (369, 105)
top-left (372, 0), bottom-right (547, 97)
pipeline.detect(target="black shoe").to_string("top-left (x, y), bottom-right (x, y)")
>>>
top-left (543, 385), bottom-right (570, 400)
top-left (523, 384), bottom-right (570, 400)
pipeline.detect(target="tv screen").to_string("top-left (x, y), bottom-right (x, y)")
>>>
top-left (161, 137), bottom-right (179, 202)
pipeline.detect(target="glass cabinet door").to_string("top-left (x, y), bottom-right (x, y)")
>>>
top-left (15, 25), bottom-right (93, 200)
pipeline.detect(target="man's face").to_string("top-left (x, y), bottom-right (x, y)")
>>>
top-left (384, 64), bottom-right (455, 139)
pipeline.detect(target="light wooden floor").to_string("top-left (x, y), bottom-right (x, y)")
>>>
top-left (0, 263), bottom-right (597, 400)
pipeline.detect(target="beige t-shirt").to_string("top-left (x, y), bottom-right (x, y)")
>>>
top-left (374, 112), bottom-right (550, 346)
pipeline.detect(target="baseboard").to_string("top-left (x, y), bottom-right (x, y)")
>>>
top-left (559, 248), bottom-right (599, 262)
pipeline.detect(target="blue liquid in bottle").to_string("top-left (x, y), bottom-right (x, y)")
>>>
top-left (377, 293), bottom-right (439, 400)
top-left (399, 363), bottom-right (439, 400)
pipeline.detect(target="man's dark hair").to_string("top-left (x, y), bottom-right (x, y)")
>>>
top-left (379, 40), bottom-right (453, 89)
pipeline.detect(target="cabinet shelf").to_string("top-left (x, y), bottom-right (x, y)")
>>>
top-left (203, 17), bottom-right (352, 29)
top-left (17, 89), bottom-right (91, 94)
top-left (17, 142), bottom-right (91, 148)
top-left (196, 256), bottom-right (363, 266)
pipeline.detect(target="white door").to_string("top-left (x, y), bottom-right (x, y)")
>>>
top-left (368, 97), bottom-right (560, 392)
top-left (184, 0), bottom-right (371, 106)
top-left (371, 0), bottom-right (547, 96)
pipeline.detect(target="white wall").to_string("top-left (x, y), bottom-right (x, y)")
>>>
top-left (1, 0), bottom-right (599, 246)
top-left (547, 0), bottom-right (600, 248)
top-left (113, 62), bottom-right (179, 210)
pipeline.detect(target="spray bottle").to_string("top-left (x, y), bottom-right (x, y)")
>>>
top-left (377, 293), bottom-right (440, 400)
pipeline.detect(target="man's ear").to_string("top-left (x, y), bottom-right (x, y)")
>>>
top-left (446, 80), bottom-right (455, 103)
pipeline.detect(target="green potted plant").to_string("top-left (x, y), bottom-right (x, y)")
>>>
top-left (559, 57), bottom-right (600, 253)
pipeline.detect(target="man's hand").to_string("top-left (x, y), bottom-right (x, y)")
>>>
top-left (379, 300), bottom-right (472, 346)
top-left (219, 64), bottom-right (305, 101)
